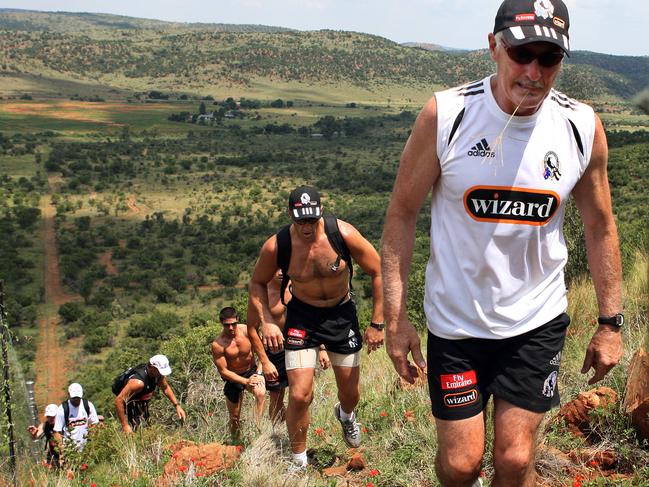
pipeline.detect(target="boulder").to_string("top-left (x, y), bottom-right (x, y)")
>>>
top-left (556, 387), bottom-right (618, 438)
top-left (622, 348), bottom-right (649, 440)
top-left (157, 442), bottom-right (241, 486)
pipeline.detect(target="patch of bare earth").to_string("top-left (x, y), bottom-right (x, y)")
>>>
top-left (99, 250), bottom-right (118, 276)
top-left (33, 176), bottom-right (82, 409)
top-left (127, 195), bottom-right (140, 214)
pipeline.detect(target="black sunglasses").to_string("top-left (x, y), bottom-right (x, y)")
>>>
top-left (293, 218), bottom-right (320, 226)
top-left (503, 44), bottom-right (564, 68)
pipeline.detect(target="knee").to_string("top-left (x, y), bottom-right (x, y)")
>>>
top-left (289, 388), bottom-right (313, 407)
top-left (493, 445), bottom-right (534, 478)
top-left (436, 449), bottom-right (482, 483)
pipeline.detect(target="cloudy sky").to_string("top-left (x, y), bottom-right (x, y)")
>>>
top-left (2, 0), bottom-right (647, 56)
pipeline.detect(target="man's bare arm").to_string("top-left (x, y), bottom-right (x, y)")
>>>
top-left (248, 236), bottom-right (284, 351)
top-left (211, 341), bottom-right (259, 386)
top-left (115, 379), bottom-right (145, 433)
top-left (159, 376), bottom-right (186, 421)
top-left (572, 114), bottom-right (623, 384)
top-left (381, 96), bottom-right (441, 382)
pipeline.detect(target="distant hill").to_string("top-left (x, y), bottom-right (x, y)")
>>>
top-left (0, 9), bottom-right (647, 104)
top-left (401, 42), bottom-right (468, 53)
top-left (0, 8), bottom-right (292, 33)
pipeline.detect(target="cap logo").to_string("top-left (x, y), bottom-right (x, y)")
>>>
top-left (300, 193), bottom-right (311, 205)
top-left (515, 13), bottom-right (535, 22)
top-left (553, 17), bottom-right (565, 29)
top-left (534, 0), bottom-right (554, 20)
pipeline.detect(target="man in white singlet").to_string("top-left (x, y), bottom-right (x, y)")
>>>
top-left (381, 1), bottom-right (623, 486)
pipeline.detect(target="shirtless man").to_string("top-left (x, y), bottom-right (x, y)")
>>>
top-left (249, 270), bottom-right (331, 423)
top-left (248, 185), bottom-right (384, 470)
top-left (211, 306), bottom-right (266, 438)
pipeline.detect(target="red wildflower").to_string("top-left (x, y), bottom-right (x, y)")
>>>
top-left (366, 483), bottom-right (375, 487)
top-left (196, 473), bottom-right (205, 477)
top-left (480, 470), bottom-right (485, 477)
top-left (235, 445), bottom-right (243, 453)
top-left (66, 470), bottom-right (75, 480)
top-left (379, 411), bottom-right (388, 417)
top-left (361, 427), bottom-right (368, 433)
top-left (207, 411), bottom-right (214, 417)
top-left (91, 483), bottom-right (97, 487)
top-left (588, 459), bottom-right (599, 467)
top-left (178, 465), bottom-right (188, 472)
top-left (369, 468), bottom-right (379, 477)
top-left (314, 427), bottom-right (325, 436)
top-left (81, 463), bottom-right (88, 470)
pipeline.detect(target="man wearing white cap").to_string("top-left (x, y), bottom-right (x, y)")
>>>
top-left (114, 354), bottom-right (186, 433)
top-left (53, 383), bottom-right (99, 459)
top-left (28, 403), bottom-right (60, 467)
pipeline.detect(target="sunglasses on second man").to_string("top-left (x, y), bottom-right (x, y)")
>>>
top-left (502, 42), bottom-right (564, 68)
top-left (293, 217), bottom-right (320, 226)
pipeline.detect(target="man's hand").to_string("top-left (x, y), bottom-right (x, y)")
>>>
top-left (28, 425), bottom-right (38, 438)
top-left (386, 319), bottom-right (427, 384)
top-left (581, 325), bottom-right (623, 385)
top-left (261, 322), bottom-right (284, 352)
top-left (262, 361), bottom-right (279, 382)
top-left (363, 326), bottom-right (384, 354)
top-left (175, 404), bottom-right (187, 422)
top-left (319, 349), bottom-right (331, 369)
top-left (247, 375), bottom-right (265, 388)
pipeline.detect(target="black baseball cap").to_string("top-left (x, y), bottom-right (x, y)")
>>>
top-left (288, 186), bottom-right (322, 220)
top-left (494, 0), bottom-right (570, 55)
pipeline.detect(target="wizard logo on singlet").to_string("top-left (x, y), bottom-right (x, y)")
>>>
top-left (464, 186), bottom-right (560, 225)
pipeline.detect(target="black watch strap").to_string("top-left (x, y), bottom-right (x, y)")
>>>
top-left (597, 313), bottom-right (624, 328)
top-left (370, 322), bottom-right (385, 331)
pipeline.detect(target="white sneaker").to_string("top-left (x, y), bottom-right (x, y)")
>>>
top-left (334, 403), bottom-right (361, 448)
top-left (286, 461), bottom-right (307, 475)
top-left (471, 478), bottom-right (483, 487)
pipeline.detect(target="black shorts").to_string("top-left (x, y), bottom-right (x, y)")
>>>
top-left (428, 313), bottom-right (570, 420)
top-left (266, 350), bottom-right (289, 390)
top-left (126, 400), bottom-right (150, 430)
top-left (223, 367), bottom-right (257, 404)
top-left (283, 296), bottom-right (362, 354)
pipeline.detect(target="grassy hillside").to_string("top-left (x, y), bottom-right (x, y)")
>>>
top-left (0, 11), bottom-right (648, 104)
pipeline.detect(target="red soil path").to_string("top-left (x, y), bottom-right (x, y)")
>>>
top-left (33, 176), bottom-right (81, 410)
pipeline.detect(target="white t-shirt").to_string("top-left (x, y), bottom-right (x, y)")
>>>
top-left (426, 75), bottom-right (595, 339)
top-left (53, 400), bottom-right (99, 449)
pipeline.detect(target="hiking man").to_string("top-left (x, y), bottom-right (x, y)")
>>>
top-left (248, 185), bottom-right (384, 470)
top-left (247, 270), bottom-right (331, 424)
top-left (114, 354), bottom-right (186, 433)
top-left (212, 306), bottom-right (266, 437)
top-left (28, 403), bottom-right (60, 468)
top-left (53, 383), bottom-right (99, 460)
top-left (381, 1), bottom-right (623, 486)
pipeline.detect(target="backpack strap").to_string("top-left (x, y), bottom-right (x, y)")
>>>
top-left (62, 401), bottom-right (69, 428)
top-left (276, 224), bottom-right (292, 305)
top-left (323, 214), bottom-right (353, 293)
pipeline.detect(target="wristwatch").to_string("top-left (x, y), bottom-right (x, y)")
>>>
top-left (597, 313), bottom-right (624, 328)
top-left (370, 322), bottom-right (385, 331)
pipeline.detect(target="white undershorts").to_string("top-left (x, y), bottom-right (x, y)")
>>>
top-left (285, 348), bottom-right (360, 370)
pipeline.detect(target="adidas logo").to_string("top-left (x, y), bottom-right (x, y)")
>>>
top-left (348, 330), bottom-right (355, 338)
top-left (550, 352), bottom-right (562, 366)
top-left (468, 138), bottom-right (496, 158)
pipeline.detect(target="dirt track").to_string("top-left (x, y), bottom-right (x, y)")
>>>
top-left (33, 177), bottom-right (81, 410)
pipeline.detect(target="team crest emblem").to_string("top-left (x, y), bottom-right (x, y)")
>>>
top-left (543, 151), bottom-right (561, 181)
top-left (542, 371), bottom-right (558, 398)
top-left (300, 193), bottom-right (311, 205)
top-left (534, 0), bottom-right (554, 19)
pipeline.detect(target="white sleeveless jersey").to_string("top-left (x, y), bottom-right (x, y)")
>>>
top-left (425, 75), bottom-right (596, 339)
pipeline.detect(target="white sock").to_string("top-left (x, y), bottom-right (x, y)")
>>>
top-left (292, 450), bottom-right (308, 467)
top-left (339, 406), bottom-right (354, 421)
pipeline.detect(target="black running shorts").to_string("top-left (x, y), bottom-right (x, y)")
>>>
top-left (266, 350), bottom-right (289, 390)
top-left (283, 296), bottom-right (362, 354)
top-left (223, 367), bottom-right (257, 404)
top-left (427, 313), bottom-right (570, 420)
